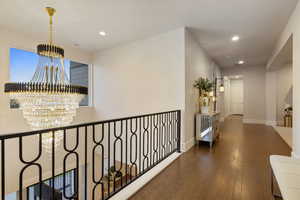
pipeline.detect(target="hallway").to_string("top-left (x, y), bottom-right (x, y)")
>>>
top-left (130, 116), bottom-right (291, 200)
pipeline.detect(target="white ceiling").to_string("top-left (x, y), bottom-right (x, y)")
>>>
top-left (0, 0), bottom-right (298, 68)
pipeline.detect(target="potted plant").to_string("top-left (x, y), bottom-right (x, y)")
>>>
top-left (106, 166), bottom-right (123, 182)
top-left (193, 77), bottom-right (213, 113)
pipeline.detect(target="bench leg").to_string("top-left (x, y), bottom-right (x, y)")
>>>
top-left (271, 169), bottom-right (283, 199)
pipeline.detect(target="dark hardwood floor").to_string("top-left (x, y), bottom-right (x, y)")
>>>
top-left (129, 116), bottom-right (291, 200)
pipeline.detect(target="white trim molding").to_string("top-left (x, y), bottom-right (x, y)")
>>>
top-left (110, 152), bottom-right (181, 200)
top-left (182, 138), bottom-right (195, 152)
top-left (265, 120), bottom-right (277, 126)
top-left (243, 118), bottom-right (265, 124)
top-left (292, 151), bottom-right (300, 159)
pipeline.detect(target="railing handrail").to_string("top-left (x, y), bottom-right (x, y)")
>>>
top-left (1, 109), bottom-right (181, 200)
top-left (0, 109), bottom-right (181, 140)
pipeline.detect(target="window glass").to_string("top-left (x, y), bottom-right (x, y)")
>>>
top-left (27, 169), bottom-right (77, 200)
top-left (9, 48), bottom-right (89, 108)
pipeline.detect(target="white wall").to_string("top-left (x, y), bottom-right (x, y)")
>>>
top-left (92, 28), bottom-right (186, 156)
top-left (276, 64), bottom-right (293, 125)
top-left (92, 28), bottom-right (220, 152)
top-left (265, 71), bottom-right (277, 126)
top-left (267, 0), bottom-right (300, 157)
top-left (92, 28), bottom-right (185, 120)
top-left (222, 66), bottom-right (266, 124)
top-left (0, 28), bottom-right (95, 134)
top-left (184, 30), bottom-right (221, 150)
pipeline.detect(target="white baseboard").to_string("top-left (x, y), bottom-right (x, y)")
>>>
top-left (265, 120), bottom-right (277, 126)
top-left (182, 138), bottom-right (195, 152)
top-left (243, 118), bottom-right (265, 124)
top-left (292, 151), bottom-right (300, 159)
top-left (110, 152), bottom-right (181, 200)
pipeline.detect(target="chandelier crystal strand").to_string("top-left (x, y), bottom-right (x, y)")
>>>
top-left (4, 7), bottom-right (87, 152)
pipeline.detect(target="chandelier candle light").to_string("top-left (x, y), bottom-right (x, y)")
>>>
top-left (4, 7), bottom-right (87, 151)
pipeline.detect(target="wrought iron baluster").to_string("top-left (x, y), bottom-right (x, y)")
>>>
top-left (63, 128), bottom-right (79, 199)
top-left (92, 124), bottom-right (104, 200)
top-left (142, 116), bottom-right (150, 171)
top-left (177, 110), bottom-right (181, 152)
top-left (173, 112), bottom-right (177, 151)
top-left (108, 123), bottom-right (111, 195)
top-left (139, 118), bottom-right (141, 174)
top-left (129, 118), bottom-right (138, 179)
top-left (84, 126), bottom-right (88, 200)
top-left (159, 114), bottom-right (162, 161)
top-left (153, 115), bottom-right (159, 164)
top-left (150, 115), bottom-right (153, 166)
top-left (113, 121), bottom-right (123, 191)
top-left (1, 140), bottom-right (5, 200)
top-left (162, 113), bottom-right (167, 158)
top-left (51, 131), bottom-right (55, 199)
top-left (167, 113), bottom-right (172, 154)
top-left (125, 120), bottom-right (128, 184)
top-left (19, 133), bottom-right (43, 200)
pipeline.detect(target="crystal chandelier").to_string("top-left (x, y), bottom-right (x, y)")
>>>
top-left (4, 7), bottom-right (87, 151)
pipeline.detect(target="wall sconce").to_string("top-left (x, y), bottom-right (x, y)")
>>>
top-left (219, 83), bottom-right (225, 92)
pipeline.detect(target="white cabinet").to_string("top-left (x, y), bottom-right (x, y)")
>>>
top-left (195, 112), bottom-right (220, 148)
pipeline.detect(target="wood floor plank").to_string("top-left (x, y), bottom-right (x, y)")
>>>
top-left (129, 116), bottom-right (291, 200)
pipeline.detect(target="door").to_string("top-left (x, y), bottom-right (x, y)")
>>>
top-left (230, 79), bottom-right (244, 115)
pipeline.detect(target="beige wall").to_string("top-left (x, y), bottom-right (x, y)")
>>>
top-left (222, 66), bottom-right (266, 123)
top-left (184, 29), bottom-right (221, 149)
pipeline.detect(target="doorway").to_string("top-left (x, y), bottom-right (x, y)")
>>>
top-left (224, 76), bottom-right (244, 118)
top-left (230, 79), bottom-right (244, 115)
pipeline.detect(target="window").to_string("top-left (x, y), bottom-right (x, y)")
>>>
top-left (27, 169), bottom-right (77, 200)
top-left (70, 61), bottom-right (89, 106)
top-left (9, 48), bottom-right (90, 108)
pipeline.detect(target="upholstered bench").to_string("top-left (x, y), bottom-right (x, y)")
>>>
top-left (270, 155), bottom-right (300, 199)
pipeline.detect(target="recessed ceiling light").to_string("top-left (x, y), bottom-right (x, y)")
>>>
top-left (99, 31), bottom-right (107, 36)
top-left (231, 35), bottom-right (240, 42)
top-left (238, 60), bottom-right (245, 65)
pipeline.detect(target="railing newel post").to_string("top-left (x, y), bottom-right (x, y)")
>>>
top-left (177, 110), bottom-right (181, 153)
